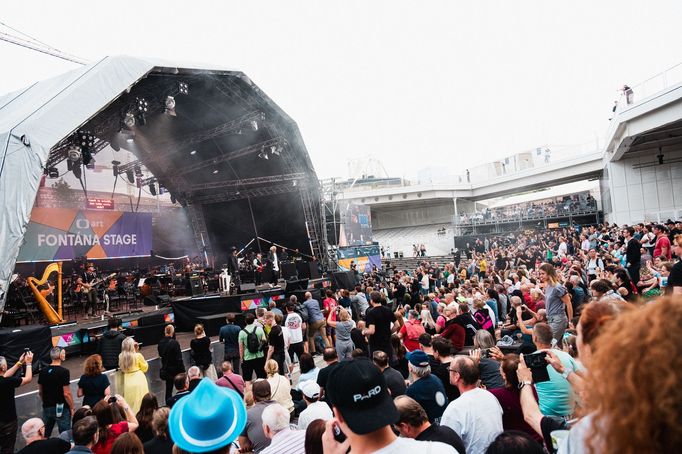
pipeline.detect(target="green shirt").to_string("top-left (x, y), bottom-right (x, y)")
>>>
top-left (238, 323), bottom-right (266, 361)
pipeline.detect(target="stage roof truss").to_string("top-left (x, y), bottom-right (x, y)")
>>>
top-left (188, 172), bottom-right (305, 191)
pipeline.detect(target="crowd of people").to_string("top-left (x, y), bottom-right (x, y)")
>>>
top-left (2, 220), bottom-right (681, 454)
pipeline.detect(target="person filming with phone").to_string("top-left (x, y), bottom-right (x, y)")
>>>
top-left (0, 349), bottom-right (34, 453)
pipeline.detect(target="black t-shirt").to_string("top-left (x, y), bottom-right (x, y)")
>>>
top-left (78, 373), bottom-right (110, 407)
top-left (495, 257), bottom-right (508, 270)
top-left (667, 261), bottom-right (682, 293)
top-left (17, 438), bottom-right (70, 454)
top-left (143, 436), bottom-right (174, 454)
top-left (350, 328), bottom-right (368, 353)
top-left (382, 366), bottom-right (406, 397)
top-left (0, 376), bottom-right (22, 422)
top-left (316, 361), bottom-right (339, 403)
top-left (38, 365), bottom-right (70, 408)
top-left (541, 416), bottom-right (569, 453)
top-left (268, 325), bottom-right (285, 353)
top-left (190, 336), bottom-right (212, 369)
top-left (365, 305), bottom-right (396, 353)
top-left (415, 423), bottom-right (466, 454)
top-left (431, 361), bottom-right (460, 401)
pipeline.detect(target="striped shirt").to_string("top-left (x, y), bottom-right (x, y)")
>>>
top-left (260, 428), bottom-right (305, 454)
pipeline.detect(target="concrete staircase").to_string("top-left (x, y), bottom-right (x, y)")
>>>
top-left (382, 255), bottom-right (452, 270)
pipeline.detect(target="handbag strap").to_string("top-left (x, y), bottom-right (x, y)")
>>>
top-left (222, 374), bottom-right (244, 398)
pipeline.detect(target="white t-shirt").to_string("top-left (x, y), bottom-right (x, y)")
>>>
top-left (441, 388), bottom-right (503, 454)
top-left (284, 312), bottom-right (304, 344)
top-left (297, 401), bottom-right (333, 430)
top-left (372, 437), bottom-right (457, 454)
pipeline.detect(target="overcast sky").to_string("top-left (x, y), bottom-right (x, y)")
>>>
top-left (2, 1), bottom-right (682, 180)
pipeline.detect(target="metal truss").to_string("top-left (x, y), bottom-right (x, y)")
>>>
top-left (188, 172), bottom-right (305, 191)
top-left (190, 181), bottom-right (308, 204)
top-left (171, 137), bottom-right (287, 177)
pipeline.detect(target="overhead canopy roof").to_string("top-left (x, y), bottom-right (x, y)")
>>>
top-left (0, 55), bottom-right (323, 309)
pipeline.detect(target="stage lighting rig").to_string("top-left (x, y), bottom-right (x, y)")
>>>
top-left (164, 96), bottom-right (177, 116)
top-left (67, 145), bottom-right (82, 162)
top-left (148, 181), bottom-right (157, 196)
top-left (249, 119), bottom-right (259, 131)
top-left (170, 193), bottom-right (177, 204)
top-left (111, 160), bottom-right (121, 177)
top-left (123, 111), bottom-right (136, 129)
top-left (179, 82), bottom-right (189, 95)
top-left (135, 97), bottom-right (149, 125)
top-left (258, 145), bottom-right (269, 160)
top-left (47, 167), bottom-right (59, 179)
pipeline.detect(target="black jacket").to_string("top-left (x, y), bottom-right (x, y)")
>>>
top-left (99, 329), bottom-right (126, 370)
top-left (158, 336), bottom-right (184, 380)
top-left (626, 238), bottom-right (641, 267)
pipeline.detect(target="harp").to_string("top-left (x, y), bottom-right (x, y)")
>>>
top-left (26, 262), bottom-right (64, 324)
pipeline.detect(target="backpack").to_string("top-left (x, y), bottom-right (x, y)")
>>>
top-left (404, 320), bottom-right (426, 342)
top-left (474, 309), bottom-right (493, 331)
top-left (296, 302), bottom-right (309, 322)
top-left (242, 327), bottom-right (263, 354)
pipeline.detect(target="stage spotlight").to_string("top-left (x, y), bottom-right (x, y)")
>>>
top-left (179, 82), bottom-right (189, 95)
top-left (73, 163), bottom-right (82, 179)
top-left (170, 193), bottom-right (177, 204)
top-left (126, 169), bottom-right (135, 184)
top-left (134, 163), bottom-right (142, 176)
top-left (149, 181), bottom-right (157, 196)
top-left (67, 145), bottom-right (82, 162)
top-left (258, 146), bottom-right (269, 160)
top-left (47, 167), bottom-right (59, 179)
top-left (190, 150), bottom-right (197, 155)
top-left (271, 145), bottom-right (282, 156)
top-left (249, 120), bottom-right (258, 131)
top-left (213, 169), bottom-right (219, 174)
top-left (292, 180), bottom-right (297, 187)
top-left (111, 160), bottom-right (121, 177)
top-left (82, 147), bottom-right (93, 166)
top-left (164, 96), bottom-right (177, 116)
top-left (136, 98), bottom-right (149, 125)
top-left (124, 111), bottom-right (136, 128)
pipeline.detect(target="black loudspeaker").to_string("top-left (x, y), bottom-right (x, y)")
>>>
top-left (281, 262), bottom-right (297, 280)
top-left (142, 295), bottom-right (159, 306)
top-left (296, 261), bottom-right (310, 279)
top-left (239, 282), bottom-right (256, 293)
top-left (332, 271), bottom-right (355, 290)
top-left (138, 313), bottom-right (165, 327)
top-left (157, 294), bottom-right (171, 307)
top-left (190, 277), bottom-right (203, 296)
top-left (308, 262), bottom-right (321, 279)
top-left (285, 279), bottom-right (309, 292)
top-left (256, 284), bottom-right (273, 292)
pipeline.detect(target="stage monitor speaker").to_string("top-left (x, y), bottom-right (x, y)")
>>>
top-left (157, 294), bottom-right (171, 307)
top-left (142, 295), bottom-right (159, 307)
top-left (332, 271), bottom-right (356, 290)
top-left (239, 282), bottom-right (256, 293)
top-left (256, 284), bottom-right (273, 292)
top-left (190, 277), bottom-right (203, 296)
top-left (281, 262), bottom-right (297, 280)
top-left (138, 313), bottom-right (165, 327)
top-left (285, 279), bottom-right (309, 292)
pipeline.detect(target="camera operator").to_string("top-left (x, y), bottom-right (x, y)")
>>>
top-left (0, 350), bottom-right (34, 453)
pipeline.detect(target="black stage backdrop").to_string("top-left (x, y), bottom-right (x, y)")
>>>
top-left (203, 192), bottom-right (310, 265)
top-left (171, 295), bottom-right (244, 331)
top-left (0, 325), bottom-right (52, 373)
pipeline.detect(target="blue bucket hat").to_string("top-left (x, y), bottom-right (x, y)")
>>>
top-left (169, 378), bottom-right (247, 453)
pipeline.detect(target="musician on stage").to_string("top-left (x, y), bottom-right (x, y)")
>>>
top-left (227, 247), bottom-right (240, 292)
top-left (253, 253), bottom-right (264, 285)
top-left (77, 264), bottom-right (99, 317)
top-left (267, 246), bottom-right (280, 284)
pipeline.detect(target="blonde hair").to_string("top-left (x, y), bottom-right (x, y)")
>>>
top-left (118, 337), bottom-right (138, 372)
top-left (420, 309), bottom-right (436, 329)
top-left (194, 324), bottom-right (204, 336)
top-left (264, 359), bottom-right (279, 377)
top-left (338, 308), bottom-right (351, 321)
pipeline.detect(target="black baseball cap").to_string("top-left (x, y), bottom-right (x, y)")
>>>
top-left (325, 357), bottom-right (399, 435)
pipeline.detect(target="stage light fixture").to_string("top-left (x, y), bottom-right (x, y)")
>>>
top-left (85, 157), bottom-right (95, 169)
top-left (190, 150), bottom-right (197, 155)
top-left (179, 82), bottom-right (189, 95)
top-left (67, 145), bottom-right (82, 162)
top-left (47, 167), bottom-right (59, 179)
top-left (164, 96), bottom-right (177, 116)
top-left (135, 98), bottom-right (149, 126)
top-left (73, 163), bottom-right (82, 179)
top-left (134, 163), bottom-right (142, 176)
top-left (111, 160), bottom-right (121, 177)
top-left (213, 169), bottom-right (219, 174)
top-left (249, 120), bottom-right (259, 131)
top-left (149, 181), bottom-right (157, 196)
top-left (126, 169), bottom-right (135, 184)
top-left (124, 111), bottom-right (136, 128)
top-left (271, 145), bottom-right (282, 156)
top-left (292, 180), bottom-right (297, 187)
top-left (258, 146), bottom-right (269, 160)
top-left (170, 193), bottom-right (177, 204)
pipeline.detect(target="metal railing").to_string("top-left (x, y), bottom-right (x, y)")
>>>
top-left (454, 200), bottom-right (599, 226)
top-left (613, 61), bottom-right (682, 112)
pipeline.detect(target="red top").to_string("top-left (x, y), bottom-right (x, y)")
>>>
top-left (92, 421), bottom-right (128, 454)
top-left (440, 320), bottom-right (465, 352)
top-left (399, 320), bottom-right (425, 351)
top-left (489, 387), bottom-right (543, 444)
top-left (654, 235), bottom-right (672, 260)
top-left (323, 297), bottom-right (338, 322)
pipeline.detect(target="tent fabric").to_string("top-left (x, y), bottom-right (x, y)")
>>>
top-left (0, 55), bottom-right (252, 311)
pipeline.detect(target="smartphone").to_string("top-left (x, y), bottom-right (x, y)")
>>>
top-left (524, 351), bottom-right (550, 383)
top-left (108, 396), bottom-right (117, 404)
top-left (333, 423), bottom-right (347, 443)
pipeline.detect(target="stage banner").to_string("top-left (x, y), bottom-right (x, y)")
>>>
top-left (16, 208), bottom-right (152, 262)
top-left (337, 245), bottom-right (381, 273)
